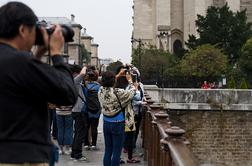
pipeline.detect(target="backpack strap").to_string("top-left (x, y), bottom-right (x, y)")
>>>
top-left (78, 94), bottom-right (86, 104)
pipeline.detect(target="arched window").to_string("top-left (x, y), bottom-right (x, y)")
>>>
top-left (173, 40), bottom-right (182, 55)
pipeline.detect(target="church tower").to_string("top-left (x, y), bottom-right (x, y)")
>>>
top-left (213, 0), bottom-right (225, 7)
top-left (132, 0), bottom-right (250, 53)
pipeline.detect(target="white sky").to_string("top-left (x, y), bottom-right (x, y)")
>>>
top-left (0, 0), bottom-right (134, 63)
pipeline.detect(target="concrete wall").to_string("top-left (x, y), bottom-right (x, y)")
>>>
top-left (144, 87), bottom-right (252, 104)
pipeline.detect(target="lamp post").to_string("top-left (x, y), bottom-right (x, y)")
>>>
top-left (131, 37), bottom-right (143, 73)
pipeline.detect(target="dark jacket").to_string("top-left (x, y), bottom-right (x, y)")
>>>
top-left (0, 43), bottom-right (78, 163)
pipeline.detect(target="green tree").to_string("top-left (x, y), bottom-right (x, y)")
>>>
top-left (240, 78), bottom-right (248, 89)
top-left (239, 37), bottom-right (252, 86)
top-left (186, 4), bottom-right (252, 64)
top-left (227, 76), bottom-right (236, 89)
top-left (180, 44), bottom-right (228, 79)
top-left (106, 60), bottom-right (123, 73)
top-left (131, 46), bottom-right (179, 83)
top-left (80, 44), bottom-right (91, 65)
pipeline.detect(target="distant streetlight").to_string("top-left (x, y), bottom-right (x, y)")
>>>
top-left (131, 37), bottom-right (143, 73)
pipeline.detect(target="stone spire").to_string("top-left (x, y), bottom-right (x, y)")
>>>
top-left (213, 0), bottom-right (225, 7)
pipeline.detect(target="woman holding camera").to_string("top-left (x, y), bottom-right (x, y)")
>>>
top-left (98, 71), bottom-right (136, 166)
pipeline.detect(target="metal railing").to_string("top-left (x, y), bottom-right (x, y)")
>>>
top-left (142, 93), bottom-right (199, 166)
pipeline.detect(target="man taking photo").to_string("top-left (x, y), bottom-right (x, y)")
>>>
top-left (0, 1), bottom-right (77, 166)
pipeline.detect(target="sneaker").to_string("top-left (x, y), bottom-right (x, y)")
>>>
top-left (59, 149), bottom-right (62, 155)
top-left (63, 146), bottom-right (72, 155)
top-left (127, 158), bottom-right (140, 163)
top-left (64, 149), bottom-right (72, 155)
top-left (73, 156), bottom-right (87, 162)
top-left (91, 145), bottom-right (98, 150)
top-left (84, 145), bottom-right (90, 150)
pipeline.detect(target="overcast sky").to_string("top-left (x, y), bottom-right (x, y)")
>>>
top-left (0, 0), bottom-right (134, 63)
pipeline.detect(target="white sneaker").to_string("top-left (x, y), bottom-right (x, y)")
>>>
top-left (74, 156), bottom-right (87, 162)
top-left (91, 146), bottom-right (97, 150)
top-left (64, 146), bottom-right (72, 155)
top-left (59, 149), bottom-right (63, 155)
top-left (84, 145), bottom-right (90, 150)
top-left (64, 149), bottom-right (71, 155)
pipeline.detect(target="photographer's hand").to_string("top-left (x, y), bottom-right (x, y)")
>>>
top-left (126, 73), bottom-right (133, 84)
top-left (80, 66), bottom-right (87, 76)
top-left (49, 25), bottom-right (64, 56)
top-left (34, 27), bottom-right (49, 59)
top-left (115, 68), bottom-right (125, 79)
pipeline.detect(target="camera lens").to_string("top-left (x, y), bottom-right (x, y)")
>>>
top-left (35, 21), bottom-right (74, 45)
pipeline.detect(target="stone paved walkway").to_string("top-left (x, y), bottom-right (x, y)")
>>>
top-left (56, 116), bottom-right (147, 166)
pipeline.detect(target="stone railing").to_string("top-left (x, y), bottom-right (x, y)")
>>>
top-left (143, 87), bottom-right (252, 166)
top-left (142, 93), bottom-right (198, 166)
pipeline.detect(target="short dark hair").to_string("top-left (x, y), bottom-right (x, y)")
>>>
top-left (116, 65), bottom-right (125, 75)
top-left (68, 64), bottom-right (82, 74)
top-left (87, 66), bottom-right (98, 81)
top-left (115, 76), bottom-right (128, 89)
top-left (0, 1), bottom-right (38, 39)
top-left (101, 71), bottom-right (115, 87)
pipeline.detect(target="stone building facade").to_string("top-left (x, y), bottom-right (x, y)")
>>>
top-left (91, 43), bottom-right (99, 67)
top-left (132, 0), bottom-right (252, 53)
top-left (80, 29), bottom-right (100, 68)
top-left (39, 16), bottom-right (100, 68)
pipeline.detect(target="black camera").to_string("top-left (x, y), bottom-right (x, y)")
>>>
top-left (124, 69), bottom-right (129, 75)
top-left (86, 69), bottom-right (95, 77)
top-left (35, 21), bottom-right (74, 45)
top-left (132, 74), bottom-right (138, 83)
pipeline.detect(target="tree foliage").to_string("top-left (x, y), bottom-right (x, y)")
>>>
top-left (80, 44), bottom-right (91, 65)
top-left (106, 60), bottom-right (123, 74)
top-left (180, 44), bottom-right (228, 79)
top-left (227, 76), bottom-right (236, 89)
top-left (239, 37), bottom-right (252, 82)
top-left (131, 47), bottom-right (178, 82)
top-left (240, 78), bottom-right (248, 89)
top-left (186, 4), bottom-right (252, 64)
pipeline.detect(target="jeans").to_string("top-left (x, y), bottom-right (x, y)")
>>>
top-left (71, 112), bottom-right (86, 159)
top-left (56, 114), bottom-right (73, 145)
top-left (103, 121), bottom-right (125, 166)
top-left (84, 117), bottom-right (99, 146)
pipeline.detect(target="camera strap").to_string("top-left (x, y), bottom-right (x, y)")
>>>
top-left (113, 88), bottom-right (125, 115)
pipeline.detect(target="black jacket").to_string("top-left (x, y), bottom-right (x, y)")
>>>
top-left (0, 43), bottom-right (78, 163)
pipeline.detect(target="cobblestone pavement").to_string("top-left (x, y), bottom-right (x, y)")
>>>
top-left (56, 117), bottom-right (147, 166)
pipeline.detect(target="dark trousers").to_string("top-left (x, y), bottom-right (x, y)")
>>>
top-left (84, 117), bottom-right (99, 146)
top-left (125, 131), bottom-right (135, 160)
top-left (49, 109), bottom-right (58, 139)
top-left (134, 113), bottom-right (142, 148)
top-left (71, 112), bottom-right (86, 159)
